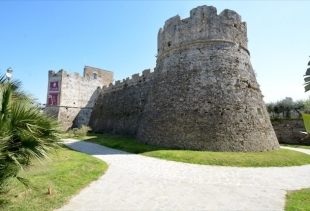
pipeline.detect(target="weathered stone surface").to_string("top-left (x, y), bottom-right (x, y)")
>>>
top-left (136, 5), bottom-right (279, 152)
top-left (89, 69), bottom-right (154, 135)
top-left (44, 106), bottom-right (59, 119)
top-left (45, 66), bottom-right (113, 130)
top-left (272, 119), bottom-right (310, 145)
top-left (48, 5), bottom-right (280, 152)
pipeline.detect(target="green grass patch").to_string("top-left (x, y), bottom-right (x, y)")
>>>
top-left (285, 188), bottom-right (310, 211)
top-left (81, 133), bottom-right (310, 167)
top-left (0, 146), bottom-right (108, 211)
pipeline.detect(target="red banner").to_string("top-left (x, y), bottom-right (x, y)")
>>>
top-left (48, 81), bottom-right (59, 105)
top-left (49, 81), bottom-right (59, 92)
top-left (48, 93), bottom-right (58, 105)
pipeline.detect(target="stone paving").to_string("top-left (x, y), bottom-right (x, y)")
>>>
top-left (56, 140), bottom-right (310, 211)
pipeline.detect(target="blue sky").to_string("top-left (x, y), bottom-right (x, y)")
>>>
top-left (1, 1), bottom-right (309, 104)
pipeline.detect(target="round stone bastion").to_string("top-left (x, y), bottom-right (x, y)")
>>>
top-left (136, 5), bottom-right (279, 152)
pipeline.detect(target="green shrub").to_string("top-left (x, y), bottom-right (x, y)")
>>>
top-left (67, 129), bottom-right (74, 137)
top-left (68, 125), bottom-right (91, 137)
top-left (79, 125), bottom-right (91, 136)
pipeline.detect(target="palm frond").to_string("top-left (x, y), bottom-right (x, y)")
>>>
top-left (304, 68), bottom-right (310, 92)
top-left (0, 73), bottom-right (62, 189)
top-left (16, 176), bottom-right (39, 191)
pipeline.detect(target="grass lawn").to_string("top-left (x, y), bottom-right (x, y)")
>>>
top-left (79, 133), bottom-right (310, 167)
top-left (0, 146), bottom-right (108, 211)
top-left (282, 142), bottom-right (310, 211)
top-left (286, 188), bottom-right (310, 211)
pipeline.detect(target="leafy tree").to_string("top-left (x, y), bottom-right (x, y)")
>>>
top-left (266, 102), bottom-right (275, 118)
top-left (303, 97), bottom-right (310, 113)
top-left (266, 97), bottom-right (304, 118)
top-left (0, 74), bottom-right (62, 190)
top-left (273, 103), bottom-right (282, 118)
top-left (293, 100), bottom-right (304, 117)
top-left (280, 97), bottom-right (294, 118)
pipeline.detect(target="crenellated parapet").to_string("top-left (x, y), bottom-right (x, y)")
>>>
top-left (157, 5), bottom-right (248, 60)
top-left (48, 69), bottom-right (64, 78)
top-left (101, 68), bottom-right (155, 93)
top-left (48, 69), bottom-right (86, 80)
top-left (49, 66), bottom-right (113, 84)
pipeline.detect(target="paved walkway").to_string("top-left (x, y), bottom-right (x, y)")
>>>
top-left (56, 140), bottom-right (310, 211)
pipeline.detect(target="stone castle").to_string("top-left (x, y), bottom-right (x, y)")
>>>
top-left (45, 5), bottom-right (279, 152)
top-left (44, 66), bottom-right (113, 130)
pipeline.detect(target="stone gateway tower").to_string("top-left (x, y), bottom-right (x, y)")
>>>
top-left (45, 66), bottom-right (113, 130)
top-left (136, 6), bottom-right (279, 152)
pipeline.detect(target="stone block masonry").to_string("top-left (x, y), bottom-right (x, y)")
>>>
top-left (50, 5), bottom-right (280, 152)
top-left (135, 5), bottom-right (279, 152)
top-left (272, 119), bottom-right (310, 145)
top-left (45, 66), bottom-right (113, 130)
top-left (89, 69), bottom-right (154, 135)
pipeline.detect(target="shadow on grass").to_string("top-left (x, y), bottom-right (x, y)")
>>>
top-left (62, 133), bottom-right (310, 167)
top-left (64, 134), bottom-right (165, 156)
top-left (65, 133), bottom-right (170, 155)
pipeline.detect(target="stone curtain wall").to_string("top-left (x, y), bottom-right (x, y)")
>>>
top-left (53, 5), bottom-right (280, 152)
top-left (136, 6), bottom-right (279, 152)
top-left (272, 119), bottom-right (310, 145)
top-left (89, 6), bottom-right (278, 152)
top-left (89, 69), bottom-right (154, 135)
top-left (45, 67), bottom-right (113, 130)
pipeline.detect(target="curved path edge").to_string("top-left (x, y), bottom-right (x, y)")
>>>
top-left (56, 139), bottom-right (310, 211)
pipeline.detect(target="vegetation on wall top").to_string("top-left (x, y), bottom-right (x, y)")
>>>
top-left (265, 97), bottom-right (304, 119)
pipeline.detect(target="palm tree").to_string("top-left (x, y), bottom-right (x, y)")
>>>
top-left (304, 57), bottom-right (310, 92)
top-left (302, 58), bottom-right (310, 137)
top-left (0, 74), bottom-right (62, 190)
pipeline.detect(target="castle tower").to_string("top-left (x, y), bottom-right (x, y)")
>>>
top-left (136, 6), bottom-right (279, 152)
top-left (45, 66), bottom-right (113, 130)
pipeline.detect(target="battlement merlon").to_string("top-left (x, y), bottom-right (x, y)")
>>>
top-left (48, 69), bottom-right (66, 77)
top-left (157, 5), bottom-right (248, 57)
top-left (49, 68), bottom-right (113, 87)
top-left (101, 68), bottom-right (155, 93)
top-left (49, 69), bottom-right (85, 78)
